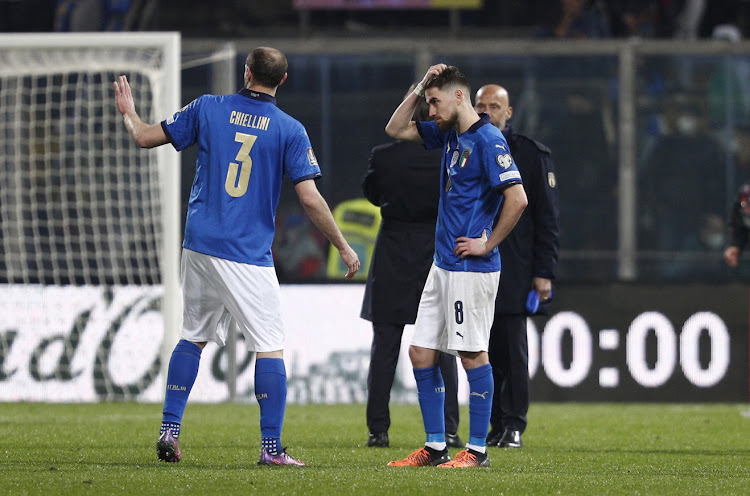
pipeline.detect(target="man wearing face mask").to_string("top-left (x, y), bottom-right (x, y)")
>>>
top-left (700, 214), bottom-right (725, 252)
top-left (724, 183), bottom-right (750, 268)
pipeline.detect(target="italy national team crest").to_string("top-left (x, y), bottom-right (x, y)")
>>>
top-left (459, 149), bottom-right (471, 168)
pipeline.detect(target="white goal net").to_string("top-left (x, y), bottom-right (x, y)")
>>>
top-left (0, 33), bottom-right (181, 401)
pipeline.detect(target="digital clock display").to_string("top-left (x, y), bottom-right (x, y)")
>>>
top-left (526, 283), bottom-right (748, 402)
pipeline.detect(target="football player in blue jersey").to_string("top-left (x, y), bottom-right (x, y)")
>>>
top-left (384, 64), bottom-right (527, 468)
top-left (114, 46), bottom-right (360, 466)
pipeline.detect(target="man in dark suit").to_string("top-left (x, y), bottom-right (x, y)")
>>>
top-left (475, 84), bottom-right (560, 448)
top-left (361, 85), bottom-right (462, 449)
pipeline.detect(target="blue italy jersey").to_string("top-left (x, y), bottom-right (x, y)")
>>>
top-left (417, 114), bottom-right (522, 273)
top-left (161, 89), bottom-right (321, 266)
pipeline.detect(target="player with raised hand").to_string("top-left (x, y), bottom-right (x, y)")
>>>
top-left (384, 64), bottom-right (527, 468)
top-left (114, 46), bottom-right (359, 466)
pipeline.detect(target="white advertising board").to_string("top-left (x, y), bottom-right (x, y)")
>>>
top-left (0, 285), bottom-right (469, 404)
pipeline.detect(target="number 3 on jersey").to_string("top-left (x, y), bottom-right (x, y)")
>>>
top-left (225, 132), bottom-right (257, 197)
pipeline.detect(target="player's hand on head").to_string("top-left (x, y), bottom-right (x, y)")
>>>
top-left (113, 75), bottom-right (135, 116)
top-left (422, 64), bottom-right (447, 85)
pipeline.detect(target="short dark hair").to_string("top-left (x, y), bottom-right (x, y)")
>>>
top-left (246, 47), bottom-right (288, 88)
top-left (424, 66), bottom-right (470, 96)
top-left (406, 83), bottom-right (431, 122)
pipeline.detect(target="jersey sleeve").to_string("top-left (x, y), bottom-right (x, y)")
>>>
top-left (416, 121), bottom-right (447, 151)
top-left (530, 150), bottom-right (560, 280)
top-left (485, 137), bottom-right (522, 190)
top-left (161, 96), bottom-right (204, 151)
top-left (284, 122), bottom-right (323, 184)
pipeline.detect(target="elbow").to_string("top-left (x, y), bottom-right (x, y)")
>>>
top-left (134, 133), bottom-right (160, 149)
top-left (298, 194), bottom-right (316, 211)
top-left (296, 187), bottom-right (320, 211)
top-left (131, 129), bottom-right (152, 149)
top-left (385, 118), bottom-right (406, 139)
top-left (134, 136), bottom-right (151, 149)
top-left (510, 189), bottom-right (528, 217)
top-left (384, 123), bottom-right (398, 139)
top-left (518, 195), bottom-right (529, 213)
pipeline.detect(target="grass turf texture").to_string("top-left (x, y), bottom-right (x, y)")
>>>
top-left (1, 403), bottom-right (749, 495)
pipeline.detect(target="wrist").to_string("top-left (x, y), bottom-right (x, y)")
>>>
top-left (412, 82), bottom-right (424, 97)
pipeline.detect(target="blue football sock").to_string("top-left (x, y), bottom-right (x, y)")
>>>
top-left (161, 340), bottom-right (202, 427)
top-left (466, 363), bottom-right (494, 450)
top-left (413, 365), bottom-right (445, 444)
top-left (255, 357), bottom-right (287, 455)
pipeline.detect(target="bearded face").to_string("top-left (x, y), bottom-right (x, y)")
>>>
top-left (426, 87), bottom-right (459, 132)
top-left (435, 107), bottom-right (459, 132)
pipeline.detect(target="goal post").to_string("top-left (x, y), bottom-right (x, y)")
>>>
top-left (0, 33), bottom-right (181, 401)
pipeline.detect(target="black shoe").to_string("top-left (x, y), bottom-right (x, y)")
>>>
top-left (367, 432), bottom-right (389, 447)
top-left (486, 429), bottom-right (503, 446)
top-left (445, 433), bottom-right (463, 448)
top-left (498, 429), bottom-right (522, 448)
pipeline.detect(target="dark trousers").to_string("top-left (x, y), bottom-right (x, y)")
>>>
top-left (487, 313), bottom-right (528, 433)
top-left (366, 322), bottom-right (460, 435)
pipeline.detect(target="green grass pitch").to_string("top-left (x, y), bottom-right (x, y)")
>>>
top-left (1, 402), bottom-right (749, 495)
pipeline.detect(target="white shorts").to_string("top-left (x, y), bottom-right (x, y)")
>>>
top-left (180, 249), bottom-right (284, 352)
top-left (411, 264), bottom-right (500, 354)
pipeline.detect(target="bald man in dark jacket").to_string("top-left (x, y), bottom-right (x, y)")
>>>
top-left (475, 84), bottom-right (560, 448)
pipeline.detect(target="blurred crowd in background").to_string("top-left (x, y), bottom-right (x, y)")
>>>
top-left (3, 0), bottom-right (750, 284)
top-left (2, 1), bottom-right (749, 40)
